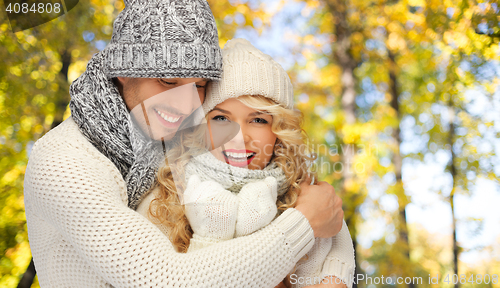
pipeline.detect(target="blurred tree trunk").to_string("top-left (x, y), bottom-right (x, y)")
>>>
top-left (388, 50), bottom-right (414, 288)
top-left (50, 49), bottom-right (72, 130)
top-left (325, 0), bottom-right (360, 286)
top-left (447, 97), bottom-right (459, 288)
top-left (16, 259), bottom-right (35, 288)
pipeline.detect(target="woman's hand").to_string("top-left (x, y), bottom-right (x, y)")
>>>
top-left (235, 177), bottom-right (278, 237)
top-left (183, 175), bottom-right (239, 240)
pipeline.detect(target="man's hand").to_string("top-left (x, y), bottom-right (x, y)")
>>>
top-left (295, 179), bottom-right (344, 238)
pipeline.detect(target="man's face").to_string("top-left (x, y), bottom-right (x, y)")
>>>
top-left (117, 77), bottom-right (208, 141)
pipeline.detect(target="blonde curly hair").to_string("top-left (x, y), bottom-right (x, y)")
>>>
top-left (148, 95), bottom-right (317, 253)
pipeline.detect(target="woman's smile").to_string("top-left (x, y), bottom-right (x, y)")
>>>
top-left (221, 149), bottom-right (257, 167)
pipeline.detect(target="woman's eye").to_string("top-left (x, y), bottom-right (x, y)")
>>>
top-left (252, 118), bottom-right (268, 124)
top-left (212, 115), bottom-right (228, 122)
top-left (196, 84), bottom-right (206, 88)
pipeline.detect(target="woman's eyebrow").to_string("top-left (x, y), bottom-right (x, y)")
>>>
top-left (249, 111), bottom-right (270, 117)
top-left (212, 107), bottom-right (231, 114)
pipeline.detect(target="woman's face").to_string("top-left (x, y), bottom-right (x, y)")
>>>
top-left (207, 98), bottom-right (277, 170)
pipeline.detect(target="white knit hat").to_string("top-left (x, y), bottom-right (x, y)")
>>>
top-left (203, 38), bottom-right (293, 114)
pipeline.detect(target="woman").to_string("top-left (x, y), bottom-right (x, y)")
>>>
top-left (138, 39), bottom-right (355, 288)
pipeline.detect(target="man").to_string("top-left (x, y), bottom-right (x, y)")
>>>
top-left (24, 0), bottom-right (345, 287)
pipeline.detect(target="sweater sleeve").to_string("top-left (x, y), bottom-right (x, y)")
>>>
top-left (321, 220), bottom-right (356, 288)
top-left (290, 221), bottom-right (355, 288)
top-left (23, 121), bottom-right (315, 288)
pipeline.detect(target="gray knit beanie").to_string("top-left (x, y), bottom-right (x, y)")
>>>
top-left (103, 0), bottom-right (222, 80)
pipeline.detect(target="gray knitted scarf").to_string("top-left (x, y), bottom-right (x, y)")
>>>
top-left (184, 152), bottom-right (289, 196)
top-left (69, 51), bottom-right (164, 210)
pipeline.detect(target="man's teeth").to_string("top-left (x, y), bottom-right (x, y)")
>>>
top-left (225, 152), bottom-right (254, 159)
top-left (155, 109), bottom-right (180, 123)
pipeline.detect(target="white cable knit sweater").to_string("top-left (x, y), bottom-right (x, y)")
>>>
top-left (23, 117), bottom-right (317, 288)
top-left (137, 153), bottom-right (356, 288)
top-left (138, 190), bottom-right (355, 288)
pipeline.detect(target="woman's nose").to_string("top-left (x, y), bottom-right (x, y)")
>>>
top-left (228, 125), bottom-right (250, 146)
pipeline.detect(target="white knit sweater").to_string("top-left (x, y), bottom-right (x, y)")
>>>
top-left (137, 153), bottom-right (355, 288)
top-left (23, 117), bottom-right (316, 288)
top-left (138, 190), bottom-right (355, 288)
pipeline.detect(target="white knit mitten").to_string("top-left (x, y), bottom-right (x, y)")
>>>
top-left (235, 177), bottom-right (278, 237)
top-left (184, 175), bottom-right (239, 250)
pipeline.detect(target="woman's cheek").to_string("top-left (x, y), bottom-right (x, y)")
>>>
top-left (262, 132), bottom-right (277, 163)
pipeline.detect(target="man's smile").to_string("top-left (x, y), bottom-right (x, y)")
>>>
top-left (153, 108), bottom-right (182, 123)
top-left (152, 107), bottom-right (184, 129)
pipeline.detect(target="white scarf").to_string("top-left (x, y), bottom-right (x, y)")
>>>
top-left (184, 152), bottom-right (289, 196)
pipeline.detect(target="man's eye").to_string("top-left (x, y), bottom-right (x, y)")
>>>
top-left (196, 82), bottom-right (208, 88)
top-left (159, 79), bottom-right (176, 85)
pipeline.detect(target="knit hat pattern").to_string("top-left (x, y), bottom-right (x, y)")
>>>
top-left (103, 0), bottom-right (222, 80)
top-left (203, 38), bottom-right (293, 113)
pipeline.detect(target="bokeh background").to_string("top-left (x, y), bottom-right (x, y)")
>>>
top-left (1, 0), bottom-right (499, 287)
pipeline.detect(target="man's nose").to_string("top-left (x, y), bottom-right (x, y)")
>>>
top-left (172, 83), bottom-right (201, 115)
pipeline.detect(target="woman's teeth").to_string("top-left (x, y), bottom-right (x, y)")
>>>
top-left (155, 109), bottom-right (180, 123)
top-left (224, 151), bottom-right (255, 160)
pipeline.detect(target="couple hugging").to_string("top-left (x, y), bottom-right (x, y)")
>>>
top-left (24, 0), bottom-right (355, 287)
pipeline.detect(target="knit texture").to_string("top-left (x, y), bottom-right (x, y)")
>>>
top-left (183, 175), bottom-right (240, 242)
top-left (292, 221), bottom-right (356, 288)
top-left (139, 153), bottom-right (356, 287)
top-left (203, 38), bottom-right (294, 113)
top-left (181, 155), bottom-right (356, 287)
top-left (321, 221), bottom-right (356, 288)
top-left (181, 152), bottom-right (288, 247)
top-left (184, 151), bottom-right (289, 196)
top-left (182, 175), bottom-right (280, 250)
top-left (70, 52), bottom-right (165, 210)
top-left (24, 117), bottom-right (316, 288)
top-left (103, 0), bottom-right (222, 80)
top-left (70, 0), bottom-right (223, 210)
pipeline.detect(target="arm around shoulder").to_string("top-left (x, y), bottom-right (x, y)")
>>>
top-left (24, 119), bottom-right (316, 288)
